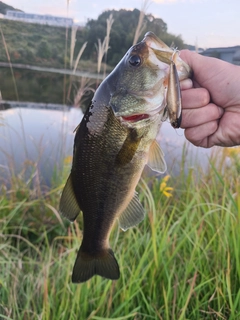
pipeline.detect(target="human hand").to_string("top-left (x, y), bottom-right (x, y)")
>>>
top-left (179, 50), bottom-right (240, 148)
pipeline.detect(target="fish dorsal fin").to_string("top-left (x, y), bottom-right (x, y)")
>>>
top-left (59, 173), bottom-right (81, 222)
top-left (147, 140), bottom-right (167, 174)
top-left (118, 192), bottom-right (145, 231)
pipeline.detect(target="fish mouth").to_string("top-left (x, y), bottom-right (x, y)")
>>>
top-left (119, 105), bottom-right (163, 123)
top-left (143, 31), bottom-right (173, 62)
top-left (143, 32), bottom-right (191, 79)
top-left (144, 31), bottom-right (171, 51)
top-left (121, 113), bottom-right (150, 123)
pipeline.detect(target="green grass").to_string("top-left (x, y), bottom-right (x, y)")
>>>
top-left (0, 19), bottom-right (69, 68)
top-left (0, 149), bottom-right (240, 319)
top-left (0, 19), bottom-right (113, 74)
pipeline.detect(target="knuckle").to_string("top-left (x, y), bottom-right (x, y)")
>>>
top-left (208, 120), bottom-right (218, 133)
top-left (208, 104), bottom-right (220, 119)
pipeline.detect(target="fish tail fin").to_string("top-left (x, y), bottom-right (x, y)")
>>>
top-left (72, 247), bottom-right (120, 283)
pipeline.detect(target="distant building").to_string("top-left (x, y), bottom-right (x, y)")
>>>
top-left (201, 46), bottom-right (240, 65)
top-left (5, 10), bottom-right (73, 27)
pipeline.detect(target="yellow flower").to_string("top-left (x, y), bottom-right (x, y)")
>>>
top-left (64, 155), bottom-right (73, 165)
top-left (160, 175), bottom-right (173, 198)
top-left (223, 146), bottom-right (240, 157)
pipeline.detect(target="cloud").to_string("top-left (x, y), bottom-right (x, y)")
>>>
top-left (152, 0), bottom-right (179, 3)
top-left (152, 0), bottom-right (201, 3)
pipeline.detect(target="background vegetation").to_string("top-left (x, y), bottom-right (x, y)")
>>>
top-left (83, 9), bottom-right (185, 66)
top-left (0, 8), bottom-right (186, 70)
top-left (0, 20), bottom-right (72, 68)
top-left (1, 148), bottom-right (240, 319)
top-left (0, 1), bottom-right (22, 14)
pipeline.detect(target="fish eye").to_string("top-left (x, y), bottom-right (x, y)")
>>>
top-left (129, 55), bottom-right (141, 67)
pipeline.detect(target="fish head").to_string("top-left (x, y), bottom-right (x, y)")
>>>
top-left (109, 31), bottom-right (191, 127)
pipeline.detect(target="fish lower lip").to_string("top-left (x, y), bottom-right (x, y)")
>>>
top-left (121, 114), bottom-right (150, 122)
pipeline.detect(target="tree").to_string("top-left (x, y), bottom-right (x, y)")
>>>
top-left (82, 8), bottom-right (186, 66)
top-left (37, 40), bottom-right (51, 59)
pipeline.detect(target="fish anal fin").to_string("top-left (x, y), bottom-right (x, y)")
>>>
top-left (118, 192), bottom-right (145, 231)
top-left (59, 173), bottom-right (81, 222)
top-left (147, 140), bottom-right (167, 174)
top-left (72, 248), bottom-right (120, 283)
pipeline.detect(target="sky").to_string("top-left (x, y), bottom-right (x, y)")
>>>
top-left (4, 0), bottom-right (240, 49)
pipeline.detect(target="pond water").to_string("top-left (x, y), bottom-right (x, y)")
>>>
top-left (0, 67), bottom-right (94, 108)
top-left (0, 62), bottom-right (217, 189)
top-left (0, 101), bottom-right (213, 189)
top-left (0, 104), bottom-right (80, 187)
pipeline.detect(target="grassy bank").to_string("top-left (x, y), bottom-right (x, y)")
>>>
top-left (0, 19), bottom-right (70, 68)
top-left (0, 148), bottom-right (240, 320)
top-left (0, 19), bottom-right (112, 74)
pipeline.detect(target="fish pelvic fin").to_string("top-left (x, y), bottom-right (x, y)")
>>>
top-left (59, 173), bottom-right (81, 222)
top-left (147, 139), bottom-right (167, 174)
top-left (72, 248), bottom-right (120, 283)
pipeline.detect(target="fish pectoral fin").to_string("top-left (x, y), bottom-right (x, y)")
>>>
top-left (118, 192), bottom-right (145, 231)
top-left (147, 140), bottom-right (167, 174)
top-left (59, 173), bottom-right (81, 222)
top-left (72, 248), bottom-right (120, 283)
top-left (115, 129), bottom-right (141, 167)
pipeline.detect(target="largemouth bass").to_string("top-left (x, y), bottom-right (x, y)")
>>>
top-left (60, 32), bottom-right (191, 283)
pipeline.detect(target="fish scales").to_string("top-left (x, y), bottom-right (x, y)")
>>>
top-left (59, 31), bottom-right (191, 283)
top-left (70, 105), bottom-right (155, 282)
top-left (73, 104), bottom-right (155, 239)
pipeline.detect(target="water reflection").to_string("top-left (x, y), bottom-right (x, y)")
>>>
top-left (0, 67), bottom-right (94, 109)
top-left (158, 121), bottom-right (213, 175)
top-left (0, 105), bottom-right (82, 186)
top-left (0, 103), bottom-right (213, 188)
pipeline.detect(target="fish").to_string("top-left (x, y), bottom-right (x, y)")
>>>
top-left (59, 31), bottom-right (191, 283)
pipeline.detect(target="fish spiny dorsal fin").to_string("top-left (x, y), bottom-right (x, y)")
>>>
top-left (59, 173), bottom-right (81, 222)
top-left (118, 192), bottom-right (145, 231)
top-left (147, 140), bottom-right (167, 174)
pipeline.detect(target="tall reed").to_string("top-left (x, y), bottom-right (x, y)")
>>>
top-left (103, 14), bottom-right (114, 78)
top-left (95, 13), bottom-right (114, 85)
top-left (133, 0), bottom-right (150, 45)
